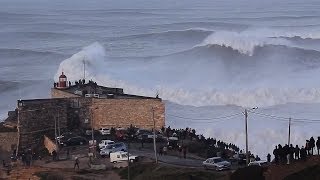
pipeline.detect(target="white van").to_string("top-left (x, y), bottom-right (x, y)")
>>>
top-left (99, 128), bottom-right (111, 135)
top-left (110, 151), bottom-right (138, 163)
top-left (99, 140), bottom-right (115, 149)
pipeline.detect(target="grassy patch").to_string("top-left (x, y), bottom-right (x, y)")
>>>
top-left (284, 165), bottom-right (320, 180)
top-left (230, 166), bottom-right (266, 180)
top-left (117, 162), bottom-right (224, 180)
top-left (34, 171), bottom-right (64, 180)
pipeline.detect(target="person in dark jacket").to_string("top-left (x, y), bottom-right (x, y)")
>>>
top-left (74, 157), bottom-right (80, 170)
top-left (310, 137), bottom-right (315, 155)
top-left (316, 137), bottom-right (320, 155)
top-left (300, 146), bottom-right (307, 161)
top-left (306, 140), bottom-right (310, 156)
top-left (273, 146), bottom-right (279, 164)
top-left (294, 145), bottom-right (300, 160)
top-left (289, 144), bottom-right (294, 161)
top-left (283, 144), bottom-right (290, 165)
top-left (267, 153), bottom-right (271, 163)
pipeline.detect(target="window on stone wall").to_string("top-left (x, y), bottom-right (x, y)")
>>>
top-left (71, 99), bottom-right (80, 108)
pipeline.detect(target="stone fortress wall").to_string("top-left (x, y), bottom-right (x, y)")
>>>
top-left (91, 98), bottom-right (165, 130)
top-left (8, 75), bottom-right (165, 152)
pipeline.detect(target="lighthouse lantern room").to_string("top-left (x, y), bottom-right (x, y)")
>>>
top-left (56, 72), bottom-right (68, 89)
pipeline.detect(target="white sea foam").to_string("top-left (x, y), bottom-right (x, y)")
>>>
top-left (198, 31), bottom-right (292, 56)
top-left (56, 42), bottom-right (320, 107)
top-left (197, 28), bottom-right (320, 56)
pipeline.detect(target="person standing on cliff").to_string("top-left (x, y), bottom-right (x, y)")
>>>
top-left (310, 137), bottom-right (315, 155)
top-left (183, 146), bottom-right (187, 159)
top-left (74, 157), bottom-right (80, 170)
top-left (273, 146), bottom-right (278, 164)
top-left (66, 148), bottom-right (70, 159)
top-left (316, 137), bottom-right (320, 155)
top-left (294, 145), bottom-right (300, 160)
top-left (267, 153), bottom-right (271, 163)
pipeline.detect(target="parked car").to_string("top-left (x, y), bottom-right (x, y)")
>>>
top-left (99, 140), bottom-right (115, 149)
top-left (100, 142), bottom-right (127, 157)
top-left (202, 157), bottom-right (231, 171)
top-left (61, 136), bottom-right (87, 146)
top-left (137, 132), bottom-right (153, 142)
top-left (99, 128), bottom-right (111, 135)
top-left (110, 151), bottom-right (138, 163)
top-left (85, 129), bottom-right (100, 136)
top-left (167, 138), bottom-right (179, 149)
top-left (248, 160), bottom-right (268, 167)
top-left (234, 153), bottom-right (247, 165)
top-left (136, 129), bottom-right (152, 136)
top-left (56, 132), bottom-right (74, 143)
top-left (115, 129), bottom-right (127, 140)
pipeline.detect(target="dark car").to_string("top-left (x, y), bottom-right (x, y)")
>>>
top-left (61, 136), bottom-right (87, 146)
top-left (237, 153), bottom-right (247, 165)
top-left (56, 132), bottom-right (74, 143)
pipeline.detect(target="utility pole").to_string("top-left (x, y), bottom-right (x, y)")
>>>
top-left (58, 112), bottom-right (61, 141)
top-left (288, 117), bottom-right (291, 145)
top-left (15, 104), bottom-right (20, 157)
top-left (244, 109), bottom-right (249, 165)
top-left (127, 140), bottom-right (130, 180)
top-left (55, 116), bottom-right (58, 145)
top-left (90, 108), bottom-right (95, 158)
top-left (83, 57), bottom-right (86, 80)
top-left (152, 107), bottom-right (158, 163)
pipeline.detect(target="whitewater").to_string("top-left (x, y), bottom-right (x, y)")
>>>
top-left (2, 0), bottom-right (320, 157)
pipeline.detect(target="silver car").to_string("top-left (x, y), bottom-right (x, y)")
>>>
top-left (248, 160), bottom-right (268, 167)
top-left (100, 142), bottom-right (127, 157)
top-left (202, 157), bottom-right (231, 171)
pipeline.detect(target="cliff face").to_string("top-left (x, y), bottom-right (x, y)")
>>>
top-left (0, 131), bottom-right (17, 152)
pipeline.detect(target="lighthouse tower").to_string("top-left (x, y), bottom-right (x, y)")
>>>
top-left (57, 72), bottom-right (67, 89)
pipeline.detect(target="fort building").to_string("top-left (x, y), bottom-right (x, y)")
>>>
top-left (1, 72), bottom-right (165, 153)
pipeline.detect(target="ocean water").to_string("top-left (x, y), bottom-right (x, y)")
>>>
top-left (1, 0), bottom-right (320, 157)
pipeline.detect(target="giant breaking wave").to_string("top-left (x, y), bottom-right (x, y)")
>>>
top-left (56, 28), bottom-right (320, 108)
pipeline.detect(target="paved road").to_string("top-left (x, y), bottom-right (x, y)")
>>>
top-left (57, 144), bottom-right (205, 168)
top-left (130, 149), bottom-right (204, 168)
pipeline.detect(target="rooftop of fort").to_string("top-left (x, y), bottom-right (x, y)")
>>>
top-left (53, 73), bottom-right (160, 100)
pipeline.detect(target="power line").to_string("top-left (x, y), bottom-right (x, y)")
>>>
top-left (250, 111), bottom-right (288, 120)
top-left (167, 110), bottom-right (320, 124)
top-left (250, 111), bottom-right (320, 124)
top-left (166, 112), bottom-right (242, 121)
top-left (293, 117), bottom-right (320, 122)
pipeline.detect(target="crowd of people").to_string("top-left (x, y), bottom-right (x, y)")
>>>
top-left (272, 136), bottom-right (320, 165)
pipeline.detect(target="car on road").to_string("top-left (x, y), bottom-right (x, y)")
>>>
top-left (99, 140), bottom-right (115, 149)
top-left (232, 153), bottom-right (246, 165)
top-left (248, 160), bottom-right (268, 167)
top-left (100, 142), bottom-right (127, 157)
top-left (99, 128), bottom-right (111, 135)
top-left (110, 151), bottom-right (138, 163)
top-left (56, 132), bottom-right (74, 143)
top-left (202, 157), bottom-right (231, 171)
top-left (85, 129), bottom-right (100, 136)
top-left (60, 136), bottom-right (87, 146)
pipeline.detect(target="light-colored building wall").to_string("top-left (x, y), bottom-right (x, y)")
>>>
top-left (91, 98), bottom-right (165, 130)
top-left (51, 88), bottom-right (80, 98)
